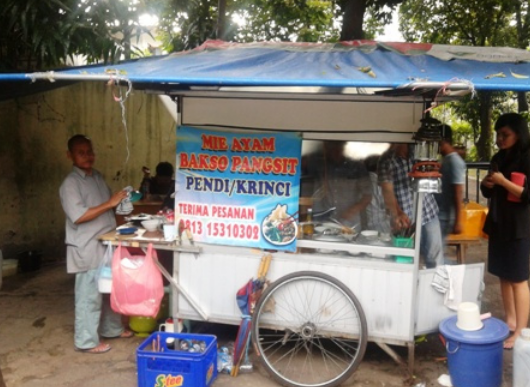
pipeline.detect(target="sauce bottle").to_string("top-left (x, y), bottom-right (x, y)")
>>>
top-left (303, 208), bottom-right (314, 238)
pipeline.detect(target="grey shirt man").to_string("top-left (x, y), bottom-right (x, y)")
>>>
top-left (60, 166), bottom-right (116, 273)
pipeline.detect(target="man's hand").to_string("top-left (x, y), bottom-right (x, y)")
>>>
top-left (392, 212), bottom-right (411, 231)
top-left (452, 220), bottom-right (464, 234)
top-left (75, 189), bottom-right (128, 224)
top-left (109, 190), bottom-right (128, 207)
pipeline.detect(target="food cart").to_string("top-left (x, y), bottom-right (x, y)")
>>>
top-left (8, 40), bottom-right (530, 387)
top-left (165, 89), bottom-right (485, 387)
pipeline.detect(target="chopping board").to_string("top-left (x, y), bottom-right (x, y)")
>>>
top-left (142, 230), bottom-right (164, 239)
top-left (115, 233), bottom-right (139, 241)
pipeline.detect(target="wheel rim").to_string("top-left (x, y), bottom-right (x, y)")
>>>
top-left (253, 273), bottom-right (367, 387)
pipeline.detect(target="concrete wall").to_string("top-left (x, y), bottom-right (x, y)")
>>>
top-left (0, 82), bottom-right (176, 261)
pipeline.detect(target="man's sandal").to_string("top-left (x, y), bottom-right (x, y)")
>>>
top-left (75, 343), bottom-right (111, 354)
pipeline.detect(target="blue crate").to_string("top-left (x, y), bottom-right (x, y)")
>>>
top-left (137, 332), bottom-right (218, 387)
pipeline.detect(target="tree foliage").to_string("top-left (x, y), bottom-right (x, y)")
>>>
top-left (1, 0), bottom-right (407, 71)
top-left (400, 0), bottom-right (516, 46)
top-left (156, 0), bottom-right (339, 51)
top-left (399, 0), bottom-right (529, 161)
top-left (0, 0), bottom-right (154, 72)
top-left (157, 0), bottom-right (406, 52)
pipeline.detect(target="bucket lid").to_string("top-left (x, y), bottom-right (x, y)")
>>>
top-left (439, 316), bottom-right (509, 344)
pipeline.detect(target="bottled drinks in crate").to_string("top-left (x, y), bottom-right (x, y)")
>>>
top-left (136, 332), bottom-right (217, 387)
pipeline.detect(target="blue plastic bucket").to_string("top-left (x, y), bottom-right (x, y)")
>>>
top-left (439, 316), bottom-right (509, 387)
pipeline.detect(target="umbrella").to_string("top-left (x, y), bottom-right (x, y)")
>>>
top-left (231, 254), bottom-right (272, 377)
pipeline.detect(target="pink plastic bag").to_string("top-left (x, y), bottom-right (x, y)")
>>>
top-left (110, 243), bottom-right (164, 318)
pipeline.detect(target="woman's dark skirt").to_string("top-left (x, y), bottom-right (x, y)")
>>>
top-left (488, 236), bottom-right (530, 282)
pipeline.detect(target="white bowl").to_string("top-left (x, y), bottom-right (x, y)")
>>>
top-left (456, 302), bottom-right (483, 331)
top-left (141, 219), bottom-right (160, 232)
top-left (360, 230), bottom-right (379, 240)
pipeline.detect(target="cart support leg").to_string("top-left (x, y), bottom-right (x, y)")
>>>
top-left (154, 259), bottom-right (209, 321)
top-left (375, 342), bottom-right (404, 366)
top-left (408, 342), bottom-right (415, 373)
top-left (375, 342), bottom-right (415, 374)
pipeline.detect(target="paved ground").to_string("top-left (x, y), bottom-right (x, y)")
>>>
top-left (0, 242), bottom-right (516, 387)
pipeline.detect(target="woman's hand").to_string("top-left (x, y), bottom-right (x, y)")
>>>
top-left (489, 171), bottom-right (507, 186)
top-left (481, 174), bottom-right (495, 189)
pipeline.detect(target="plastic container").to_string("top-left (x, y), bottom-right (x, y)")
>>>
top-left (392, 236), bottom-right (414, 263)
top-left (137, 332), bottom-right (218, 387)
top-left (97, 266), bottom-right (112, 293)
top-left (514, 328), bottom-right (530, 387)
top-left (439, 315), bottom-right (509, 387)
top-left (456, 302), bottom-right (483, 331)
top-left (2, 259), bottom-right (18, 277)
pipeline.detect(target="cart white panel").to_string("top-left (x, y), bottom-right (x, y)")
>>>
top-left (174, 246), bottom-right (418, 343)
top-left (181, 96), bottom-right (422, 143)
top-left (415, 263), bottom-right (484, 334)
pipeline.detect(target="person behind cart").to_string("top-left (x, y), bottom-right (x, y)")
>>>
top-left (436, 124), bottom-right (465, 244)
top-left (378, 143), bottom-right (444, 268)
top-left (364, 154), bottom-right (391, 234)
top-left (59, 134), bottom-right (134, 354)
top-left (139, 161), bottom-right (175, 200)
top-left (304, 140), bottom-right (372, 230)
top-left (480, 112), bottom-right (530, 349)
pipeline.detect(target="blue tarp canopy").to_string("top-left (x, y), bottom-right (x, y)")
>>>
top-left (3, 40), bottom-right (530, 95)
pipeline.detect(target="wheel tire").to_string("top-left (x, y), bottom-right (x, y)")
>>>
top-left (252, 271), bottom-right (367, 387)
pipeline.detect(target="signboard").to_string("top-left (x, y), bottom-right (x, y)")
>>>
top-left (175, 126), bottom-right (302, 252)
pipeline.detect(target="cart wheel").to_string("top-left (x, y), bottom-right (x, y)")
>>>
top-left (252, 271), bottom-right (367, 387)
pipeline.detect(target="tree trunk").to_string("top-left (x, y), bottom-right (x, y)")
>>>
top-left (217, 0), bottom-right (227, 40)
top-left (514, 2), bottom-right (529, 113)
top-left (340, 0), bottom-right (366, 40)
top-left (476, 92), bottom-right (493, 161)
top-left (517, 92), bottom-right (529, 112)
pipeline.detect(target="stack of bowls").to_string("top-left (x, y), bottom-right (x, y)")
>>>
top-left (456, 302), bottom-right (484, 331)
top-left (141, 219), bottom-right (161, 232)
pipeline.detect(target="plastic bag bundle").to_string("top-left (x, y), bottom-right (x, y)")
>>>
top-left (115, 186), bottom-right (134, 215)
top-left (97, 245), bottom-right (114, 293)
top-left (110, 243), bottom-right (164, 318)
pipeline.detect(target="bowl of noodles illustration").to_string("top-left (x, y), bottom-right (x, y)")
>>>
top-left (262, 204), bottom-right (298, 246)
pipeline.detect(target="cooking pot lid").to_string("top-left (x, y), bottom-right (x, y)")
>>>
top-left (439, 315), bottom-right (509, 344)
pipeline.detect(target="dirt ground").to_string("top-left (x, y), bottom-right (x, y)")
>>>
top-left (0, 241), bottom-right (515, 387)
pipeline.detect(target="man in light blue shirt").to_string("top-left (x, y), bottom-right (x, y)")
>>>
top-left (60, 135), bottom-right (131, 354)
top-left (436, 125), bottom-right (465, 243)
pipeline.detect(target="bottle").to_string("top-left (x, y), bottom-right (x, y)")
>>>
top-left (303, 208), bottom-right (314, 238)
top-left (165, 337), bottom-right (175, 350)
top-left (140, 178), bottom-right (150, 200)
top-left (140, 166), bottom-right (151, 200)
top-left (514, 328), bottom-right (530, 387)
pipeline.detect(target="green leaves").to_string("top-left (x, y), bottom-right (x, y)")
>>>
top-left (0, 0), bottom-right (156, 72)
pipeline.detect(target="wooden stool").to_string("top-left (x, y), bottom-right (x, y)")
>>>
top-left (446, 235), bottom-right (482, 264)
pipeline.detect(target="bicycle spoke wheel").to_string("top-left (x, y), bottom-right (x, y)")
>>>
top-left (252, 271), bottom-right (367, 387)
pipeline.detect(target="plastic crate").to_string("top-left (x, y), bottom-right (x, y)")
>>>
top-left (137, 332), bottom-right (218, 387)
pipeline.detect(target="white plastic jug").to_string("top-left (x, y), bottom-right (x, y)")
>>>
top-left (514, 328), bottom-right (530, 387)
